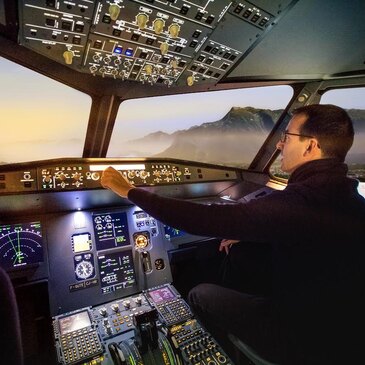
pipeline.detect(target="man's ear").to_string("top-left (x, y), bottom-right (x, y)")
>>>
top-left (304, 140), bottom-right (315, 155)
top-left (305, 139), bottom-right (321, 157)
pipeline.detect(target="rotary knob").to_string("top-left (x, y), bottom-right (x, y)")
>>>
top-left (109, 4), bottom-right (121, 21)
top-left (99, 307), bottom-right (107, 316)
top-left (170, 59), bottom-right (178, 69)
top-left (144, 64), bottom-right (153, 75)
top-left (111, 303), bottom-right (120, 312)
top-left (56, 172), bottom-right (67, 181)
top-left (136, 13), bottom-right (148, 30)
top-left (139, 170), bottom-right (149, 180)
top-left (160, 42), bottom-right (169, 55)
top-left (72, 172), bottom-right (82, 181)
top-left (44, 175), bottom-right (52, 183)
top-left (153, 18), bottom-right (165, 34)
top-left (122, 300), bottom-right (131, 309)
top-left (168, 23), bottom-right (180, 38)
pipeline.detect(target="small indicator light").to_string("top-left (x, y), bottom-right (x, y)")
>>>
top-left (114, 46), bottom-right (123, 54)
top-left (125, 48), bottom-right (134, 56)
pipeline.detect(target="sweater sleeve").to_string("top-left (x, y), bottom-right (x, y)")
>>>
top-left (127, 188), bottom-right (296, 242)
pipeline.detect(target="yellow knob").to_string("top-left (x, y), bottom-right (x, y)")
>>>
top-left (153, 18), bottom-right (165, 34)
top-left (109, 4), bottom-right (121, 21)
top-left (136, 13), bottom-right (148, 30)
top-left (160, 42), bottom-right (169, 55)
top-left (63, 50), bottom-right (74, 65)
top-left (144, 64), bottom-right (153, 75)
top-left (187, 75), bottom-right (194, 86)
top-left (169, 23), bottom-right (180, 38)
top-left (170, 59), bottom-right (178, 69)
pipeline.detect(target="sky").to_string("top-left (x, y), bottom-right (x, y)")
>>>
top-left (1, 56), bottom-right (365, 163)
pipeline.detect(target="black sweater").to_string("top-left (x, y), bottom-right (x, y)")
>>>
top-left (128, 158), bottom-right (365, 244)
top-left (128, 159), bottom-right (365, 363)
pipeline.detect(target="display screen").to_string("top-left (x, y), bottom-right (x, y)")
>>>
top-left (147, 286), bottom-right (176, 304)
top-left (0, 221), bottom-right (44, 270)
top-left (93, 212), bottom-right (130, 251)
top-left (97, 250), bottom-right (136, 294)
top-left (59, 310), bottom-right (91, 335)
top-left (72, 233), bottom-right (92, 253)
top-left (164, 225), bottom-right (186, 240)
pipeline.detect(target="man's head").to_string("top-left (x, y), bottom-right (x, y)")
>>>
top-left (276, 104), bottom-right (354, 173)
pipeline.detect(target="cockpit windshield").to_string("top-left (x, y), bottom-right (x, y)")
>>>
top-left (0, 57), bottom-right (91, 164)
top-left (108, 86), bottom-right (293, 168)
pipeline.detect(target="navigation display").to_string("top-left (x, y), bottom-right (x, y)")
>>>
top-left (58, 310), bottom-right (91, 335)
top-left (97, 250), bottom-right (136, 294)
top-left (0, 221), bottom-right (44, 270)
top-left (93, 212), bottom-right (130, 251)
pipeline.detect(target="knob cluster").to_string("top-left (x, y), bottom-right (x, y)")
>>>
top-left (135, 12), bottom-right (180, 39)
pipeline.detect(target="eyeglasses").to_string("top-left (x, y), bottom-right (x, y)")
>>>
top-left (280, 130), bottom-right (314, 143)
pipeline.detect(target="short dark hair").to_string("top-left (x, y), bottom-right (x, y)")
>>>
top-left (292, 104), bottom-right (354, 162)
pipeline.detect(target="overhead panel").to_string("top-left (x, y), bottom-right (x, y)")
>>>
top-left (18, 0), bottom-right (295, 87)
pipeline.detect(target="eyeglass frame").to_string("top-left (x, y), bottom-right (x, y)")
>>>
top-left (280, 130), bottom-right (315, 143)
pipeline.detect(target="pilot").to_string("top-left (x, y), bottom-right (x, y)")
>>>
top-left (101, 104), bottom-right (365, 365)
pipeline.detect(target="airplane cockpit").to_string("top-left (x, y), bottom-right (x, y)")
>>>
top-left (0, 0), bottom-right (365, 364)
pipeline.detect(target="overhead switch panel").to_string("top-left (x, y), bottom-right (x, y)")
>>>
top-left (18, 0), bottom-right (295, 87)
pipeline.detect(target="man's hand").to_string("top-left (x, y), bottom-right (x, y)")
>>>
top-left (101, 166), bottom-right (134, 198)
top-left (219, 239), bottom-right (240, 254)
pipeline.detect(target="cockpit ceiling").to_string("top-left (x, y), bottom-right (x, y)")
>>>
top-left (1, 0), bottom-right (365, 90)
top-left (227, 0), bottom-right (365, 81)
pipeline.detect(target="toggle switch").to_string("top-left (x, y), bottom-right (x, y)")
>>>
top-left (63, 50), bottom-right (74, 65)
top-left (187, 75), bottom-right (194, 86)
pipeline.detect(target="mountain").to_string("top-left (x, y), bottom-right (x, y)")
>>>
top-left (120, 107), bottom-right (283, 165)
top-left (184, 106), bottom-right (282, 133)
top-left (118, 131), bottom-right (175, 157)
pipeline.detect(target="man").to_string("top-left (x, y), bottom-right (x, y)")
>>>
top-left (101, 104), bottom-right (365, 364)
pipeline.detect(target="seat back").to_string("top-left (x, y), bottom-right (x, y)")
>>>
top-left (228, 333), bottom-right (279, 365)
top-left (0, 267), bottom-right (23, 365)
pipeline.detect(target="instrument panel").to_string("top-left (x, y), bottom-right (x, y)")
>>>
top-left (0, 157), bottom-right (249, 364)
top-left (1, 199), bottom-right (230, 364)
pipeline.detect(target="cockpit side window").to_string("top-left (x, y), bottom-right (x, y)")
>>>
top-left (0, 57), bottom-right (91, 164)
top-left (320, 87), bottom-right (365, 196)
top-left (107, 86), bottom-right (293, 169)
top-left (270, 87), bottom-right (365, 197)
